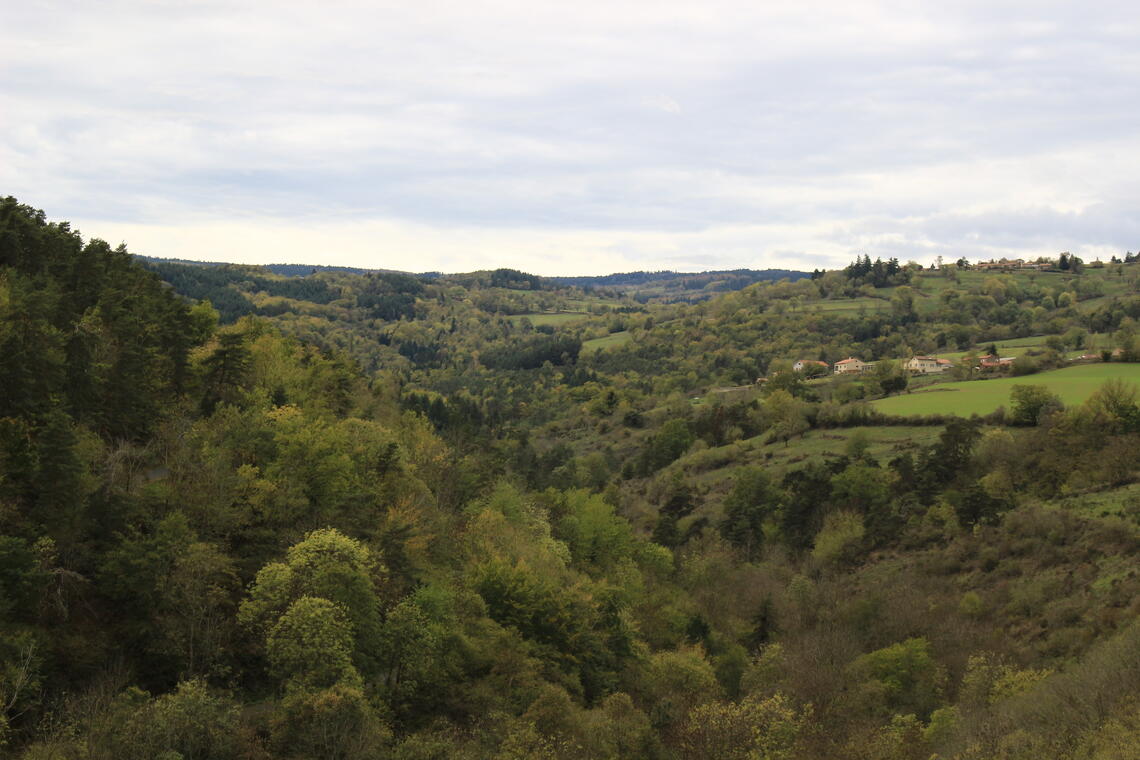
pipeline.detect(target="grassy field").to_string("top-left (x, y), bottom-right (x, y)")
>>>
top-left (753, 425), bottom-right (942, 466)
top-left (678, 425), bottom-right (944, 494)
top-left (872, 363), bottom-right (1140, 417)
top-left (811, 298), bottom-right (889, 313)
top-left (507, 312), bottom-right (589, 327)
top-left (582, 330), bottom-right (632, 352)
top-left (935, 334), bottom-right (1107, 362)
top-left (1039, 483), bottom-right (1140, 520)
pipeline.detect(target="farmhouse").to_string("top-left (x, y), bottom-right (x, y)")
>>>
top-left (834, 357), bottom-right (866, 375)
top-left (793, 359), bottom-right (829, 372)
top-left (978, 355), bottom-right (1015, 371)
top-left (906, 356), bottom-right (941, 375)
top-left (975, 258), bottom-right (1051, 272)
top-left (905, 356), bottom-right (953, 375)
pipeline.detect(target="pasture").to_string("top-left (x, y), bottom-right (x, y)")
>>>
top-left (582, 330), bottom-right (632, 352)
top-left (507, 312), bottom-right (589, 327)
top-left (936, 334), bottom-right (1107, 362)
top-left (872, 363), bottom-right (1140, 417)
top-left (810, 297), bottom-right (889, 313)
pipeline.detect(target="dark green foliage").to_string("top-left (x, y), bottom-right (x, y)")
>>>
top-left (200, 332), bottom-right (253, 415)
top-left (489, 268), bottom-right (544, 290)
top-left (780, 463), bottom-right (833, 552)
top-left (638, 419), bottom-right (695, 475)
top-left (951, 482), bottom-right (1011, 528)
top-left (144, 259), bottom-right (340, 322)
top-left (719, 468), bottom-right (780, 559)
top-left (917, 418), bottom-right (982, 492)
top-left (0, 198), bottom-right (198, 440)
top-left (98, 680), bottom-right (241, 760)
top-left (33, 409), bottom-right (87, 550)
top-left (844, 254), bottom-right (907, 287)
top-left (357, 272), bottom-right (424, 320)
top-left (479, 333), bottom-right (581, 370)
top-left (1009, 384), bottom-right (1064, 425)
top-left (0, 536), bottom-right (40, 619)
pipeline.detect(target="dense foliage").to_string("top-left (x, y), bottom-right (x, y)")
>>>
top-left (6, 196), bottom-right (1140, 758)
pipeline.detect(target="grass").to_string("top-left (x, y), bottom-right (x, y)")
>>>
top-left (678, 425), bottom-right (942, 486)
top-left (872, 363), bottom-right (1140, 417)
top-left (930, 334), bottom-right (1108, 362)
top-left (755, 425), bottom-right (941, 466)
top-left (582, 331), bottom-right (632, 352)
top-left (1040, 483), bottom-right (1140, 521)
top-left (812, 298), bottom-right (889, 313)
top-left (507, 312), bottom-right (589, 327)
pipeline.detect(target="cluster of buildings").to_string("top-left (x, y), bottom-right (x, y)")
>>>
top-left (971, 258), bottom-right (1049, 272)
top-left (791, 354), bottom-right (1012, 376)
top-left (792, 356), bottom-right (955, 375)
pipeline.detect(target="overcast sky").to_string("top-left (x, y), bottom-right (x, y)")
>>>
top-left (3, 1), bottom-right (1139, 275)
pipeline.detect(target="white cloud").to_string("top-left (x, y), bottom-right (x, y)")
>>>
top-left (4, 0), bottom-right (1140, 273)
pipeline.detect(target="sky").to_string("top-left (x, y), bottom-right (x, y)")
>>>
top-left (3, 1), bottom-right (1140, 276)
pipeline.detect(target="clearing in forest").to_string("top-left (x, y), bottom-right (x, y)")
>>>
top-left (872, 363), bottom-right (1140, 417)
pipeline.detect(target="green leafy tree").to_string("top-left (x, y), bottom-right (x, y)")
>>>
top-left (33, 409), bottom-right (89, 552)
top-left (810, 511), bottom-right (865, 566)
top-left (764, 390), bottom-right (808, 446)
top-left (1009, 384), bottom-right (1063, 426)
top-left (847, 637), bottom-right (945, 719)
top-left (680, 692), bottom-right (808, 760)
top-left (871, 359), bottom-right (908, 396)
top-left (99, 680), bottom-right (241, 760)
top-left (156, 542), bottom-right (239, 679)
top-left (1087, 378), bottom-right (1140, 431)
top-left (200, 331), bottom-right (252, 415)
top-left (634, 647), bottom-right (721, 740)
top-left (555, 489), bottom-right (635, 572)
top-left (240, 528), bottom-right (385, 679)
top-left (270, 683), bottom-right (391, 760)
top-left (267, 596), bottom-right (362, 690)
top-left (719, 468), bottom-right (781, 560)
top-left (639, 419), bottom-right (694, 474)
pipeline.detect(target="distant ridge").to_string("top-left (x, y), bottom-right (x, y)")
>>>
top-left (137, 256), bottom-right (809, 285)
top-left (137, 256), bottom-right (383, 277)
top-left (548, 268), bottom-right (809, 288)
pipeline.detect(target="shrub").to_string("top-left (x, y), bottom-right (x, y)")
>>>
top-left (811, 511), bottom-right (866, 566)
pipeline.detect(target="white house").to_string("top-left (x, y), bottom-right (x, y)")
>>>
top-left (905, 356), bottom-right (952, 375)
top-left (834, 357), bottom-right (866, 375)
top-left (793, 359), bottom-right (829, 372)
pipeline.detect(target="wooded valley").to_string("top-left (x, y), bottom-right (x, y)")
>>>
top-left (5, 196), bottom-right (1140, 758)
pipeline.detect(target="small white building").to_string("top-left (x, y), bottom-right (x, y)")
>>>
top-left (793, 359), bottom-right (829, 373)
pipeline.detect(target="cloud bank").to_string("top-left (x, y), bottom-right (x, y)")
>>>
top-left (3, 0), bottom-right (1139, 274)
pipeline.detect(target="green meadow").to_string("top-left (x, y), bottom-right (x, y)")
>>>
top-left (811, 297), bottom-right (889, 313)
top-left (507, 311), bottom-right (589, 327)
top-left (872, 363), bottom-right (1140, 417)
top-left (935, 334), bottom-right (1108, 362)
top-left (582, 330), bottom-right (632, 352)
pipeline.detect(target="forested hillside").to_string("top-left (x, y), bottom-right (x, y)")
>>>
top-left (6, 197), bottom-right (1140, 758)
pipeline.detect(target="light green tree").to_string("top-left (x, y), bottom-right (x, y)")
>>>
top-left (240, 528), bottom-right (385, 678)
top-left (267, 596), bottom-right (362, 690)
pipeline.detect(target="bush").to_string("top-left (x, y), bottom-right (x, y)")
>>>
top-left (1009, 385), bottom-right (1062, 426)
top-left (847, 637), bottom-right (945, 719)
top-left (959, 591), bottom-right (985, 618)
top-left (1011, 356), bottom-right (1039, 376)
top-left (811, 511), bottom-right (866, 566)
